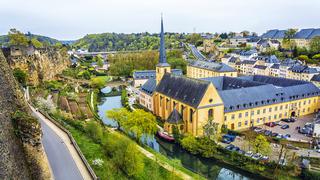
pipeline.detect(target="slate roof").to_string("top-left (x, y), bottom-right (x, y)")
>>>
top-left (241, 60), bottom-right (256, 65)
top-left (133, 69), bottom-right (182, 79)
top-left (203, 75), bottom-right (320, 113)
top-left (155, 73), bottom-right (210, 108)
top-left (202, 76), bottom-right (265, 91)
top-left (255, 55), bottom-right (279, 64)
top-left (294, 28), bottom-right (320, 39)
top-left (167, 109), bottom-right (183, 124)
top-left (253, 65), bottom-right (268, 70)
top-left (261, 30), bottom-right (286, 39)
top-left (140, 78), bottom-right (156, 95)
top-left (270, 64), bottom-right (280, 69)
top-left (311, 74), bottom-right (320, 82)
top-left (189, 60), bottom-right (236, 72)
top-left (229, 56), bottom-right (238, 63)
top-left (289, 65), bottom-right (318, 74)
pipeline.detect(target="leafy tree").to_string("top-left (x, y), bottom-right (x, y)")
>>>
top-left (31, 38), bottom-right (43, 48)
top-left (97, 57), bottom-right (104, 67)
top-left (13, 68), bottom-right (27, 85)
top-left (85, 121), bottom-right (103, 143)
top-left (180, 134), bottom-right (199, 154)
top-left (282, 29), bottom-right (298, 50)
top-left (167, 58), bottom-right (187, 74)
top-left (310, 36), bottom-right (320, 54)
top-left (103, 133), bottom-right (144, 177)
top-left (82, 70), bottom-right (91, 80)
top-left (54, 42), bottom-right (63, 49)
top-left (203, 118), bottom-right (219, 141)
top-left (219, 33), bottom-right (228, 39)
top-left (312, 54), bottom-right (320, 60)
top-left (106, 108), bottom-right (157, 143)
top-left (8, 29), bottom-right (29, 46)
top-left (90, 77), bottom-right (105, 89)
top-left (252, 135), bottom-right (271, 155)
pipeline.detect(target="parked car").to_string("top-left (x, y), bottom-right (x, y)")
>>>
top-left (232, 146), bottom-right (240, 152)
top-left (222, 134), bottom-right (236, 142)
top-left (252, 153), bottom-right (262, 160)
top-left (274, 121), bottom-right (282, 126)
top-left (281, 124), bottom-right (289, 129)
top-left (282, 134), bottom-right (291, 139)
top-left (254, 127), bottom-right (263, 133)
top-left (281, 118), bottom-right (295, 123)
top-left (238, 150), bottom-right (245, 155)
top-left (260, 155), bottom-right (269, 162)
top-left (265, 122), bottom-right (276, 127)
top-left (276, 134), bottom-right (283, 139)
top-left (245, 151), bottom-right (253, 157)
top-left (316, 149), bottom-right (320, 153)
top-left (221, 138), bottom-right (232, 144)
top-left (225, 144), bottom-right (234, 151)
top-left (271, 132), bottom-right (279, 137)
top-left (264, 130), bottom-right (272, 136)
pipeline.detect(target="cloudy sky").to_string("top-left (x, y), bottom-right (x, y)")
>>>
top-left (0, 0), bottom-right (319, 40)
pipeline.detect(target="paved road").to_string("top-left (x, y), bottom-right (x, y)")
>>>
top-left (26, 88), bottom-right (92, 180)
top-left (32, 110), bottom-right (84, 180)
top-left (188, 44), bottom-right (207, 60)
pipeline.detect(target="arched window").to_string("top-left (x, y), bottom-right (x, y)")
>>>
top-left (208, 109), bottom-right (213, 119)
top-left (189, 109), bottom-right (193, 123)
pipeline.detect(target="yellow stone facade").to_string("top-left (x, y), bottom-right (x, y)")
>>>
top-left (187, 65), bottom-right (237, 79)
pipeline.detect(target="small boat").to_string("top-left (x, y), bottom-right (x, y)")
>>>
top-left (157, 131), bottom-right (175, 142)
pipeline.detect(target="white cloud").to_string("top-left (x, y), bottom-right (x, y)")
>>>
top-left (0, 0), bottom-right (319, 40)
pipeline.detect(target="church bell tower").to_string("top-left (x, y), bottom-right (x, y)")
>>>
top-left (156, 15), bottom-right (171, 85)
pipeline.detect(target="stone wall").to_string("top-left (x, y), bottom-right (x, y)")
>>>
top-left (4, 47), bottom-right (70, 85)
top-left (0, 49), bottom-right (51, 179)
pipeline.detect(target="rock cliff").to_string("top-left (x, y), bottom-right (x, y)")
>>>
top-left (0, 49), bottom-right (51, 179)
top-left (3, 46), bottom-right (70, 85)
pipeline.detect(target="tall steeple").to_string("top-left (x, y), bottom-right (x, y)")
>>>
top-left (156, 14), bottom-right (171, 85)
top-left (157, 14), bottom-right (169, 67)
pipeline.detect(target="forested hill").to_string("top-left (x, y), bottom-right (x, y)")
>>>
top-left (0, 32), bottom-right (60, 47)
top-left (72, 32), bottom-right (189, 52)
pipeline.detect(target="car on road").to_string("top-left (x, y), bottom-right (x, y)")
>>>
top-left (245, 151), bottom-right (253, 157)
top-left (281, 124), bottom-right (289, 129)
top-left (281, 118), bottom-right (295, 123)
top-left (221, 138), bottom-right (232, 144)
top-left (252, 153), bottom-right (262, 160)
top-left (282, 134), bottom-right (291, 139)
top-left (232, 146), bottom-right (240, 152)
top-left (265, 122), bottom-right (276, 127)
top-left (264, 130), bottom-right (272, 136)
top-left (254, 127), bottom-right (263, 133)
top-left (274, 121), bottom-right (282, 126)
top-left (276, 134), bottom-right (283, 139)
top-left (260, 155), bottom-right (269, 162)
top-left (225, 144), bottom-right (235, 151)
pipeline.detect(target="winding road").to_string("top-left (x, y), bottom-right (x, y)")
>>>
top-left (26, 87), bottom-right (92, 180)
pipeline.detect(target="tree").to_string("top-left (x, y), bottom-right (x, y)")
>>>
top-left (13, 68), bottom-right (27, 85)
top-left (85, 121), bottom-right (103, 143)
top-left (180, 134), bottom-right (199, 154)
top-left (31, 38), bottom-right (43, 48)
top-left (252, 135), bottom-right (271, 155)
top-left (282, 29), bottom-right (298, 50)
top-left (310, 36), bottom-right (320, 54)
top-left (312, 53), bottom-right (320, 60)
top-left (106, 108), bottom-right (157, 143)
top-left (97, 57), bottom-right (104, 67)
top-left (103, 133), bottom-right (144, 177)
top-left (90, 77), bottom-right (105, 89)
top-left (203, 118), bottom-right (219, 141)
top-left (8, 29), bottom-right (29, 46)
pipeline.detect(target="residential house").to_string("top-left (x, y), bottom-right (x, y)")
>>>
top-left (239, 60), bottom-right (257, 75)
top-left (187, 60), bottom-right (237, 78)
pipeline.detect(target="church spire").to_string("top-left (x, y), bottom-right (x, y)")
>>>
top-left (158, 14), bottom-right (169, 66)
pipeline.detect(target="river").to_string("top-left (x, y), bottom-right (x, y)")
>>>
top-left (97, 87), bottom-right (256, 180)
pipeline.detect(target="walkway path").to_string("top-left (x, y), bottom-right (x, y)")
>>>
top-left (30, 105), bottom-right (93, 180)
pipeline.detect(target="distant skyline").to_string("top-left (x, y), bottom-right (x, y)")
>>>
top-left (0, 0), bottom-right (319, 40)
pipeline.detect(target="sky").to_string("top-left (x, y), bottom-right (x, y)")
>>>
top-left (0, 0), bottom-right (319, 40)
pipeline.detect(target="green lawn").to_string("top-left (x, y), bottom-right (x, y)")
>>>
top-left (66, 125), bottom-right (181, 180)
top-left (93, 75), bottom-right (111, 82)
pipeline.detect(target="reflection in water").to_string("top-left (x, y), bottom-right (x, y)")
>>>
top-left (97, 91), bottom-right (254, 180)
